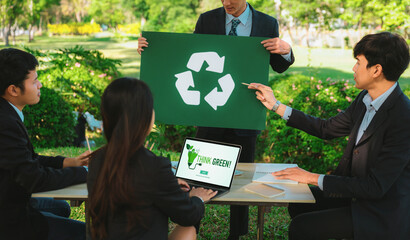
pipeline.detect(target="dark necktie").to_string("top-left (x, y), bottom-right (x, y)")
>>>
top-left (228, 19), bottom-right (241, 36)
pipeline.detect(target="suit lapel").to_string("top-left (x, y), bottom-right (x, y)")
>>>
top-left (0, 98), bottom-right (35, 154)
top-left (249, 4), bottom-right (258, 36)
top-left (217, 7), bottom-right (227, 35)
top-left (350, 85), bottom-right (402, 177)
top-left (356, 85), bottom-right (402, 146)
top-left (335, 97), bottom-right (366, 175)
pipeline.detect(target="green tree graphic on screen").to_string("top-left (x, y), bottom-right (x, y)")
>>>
top-left (187, 144), bottom-right (201, 170)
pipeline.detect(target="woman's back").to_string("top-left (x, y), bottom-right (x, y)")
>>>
top-left (87, 78), bottom-right (216, 240)
top-left (88, 147), bottom-right (205, 240)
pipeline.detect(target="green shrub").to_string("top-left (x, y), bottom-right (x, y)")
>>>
top-left (256, 74), bottom-right (361, 173)
top-left (403, 87), bottom-right (410, 98)
top-left (23, 87), bottom-right (77, 148)
top-left (26, 46), bottom-right (121, 117)
top-left (147, 124), bottom-right (197, 153)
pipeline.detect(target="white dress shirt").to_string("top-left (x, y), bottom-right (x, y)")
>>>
top-left (225, 3), bottom-right (292, 62)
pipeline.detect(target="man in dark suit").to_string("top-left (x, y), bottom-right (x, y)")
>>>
top-left (193, 1), bottom-right (294, 238)
top-left (138, 1), bottom-right (295, 238)
top-left (0, 48), bottom-right (89, 240)
top-left (249, 32), bottom-right (410, 239)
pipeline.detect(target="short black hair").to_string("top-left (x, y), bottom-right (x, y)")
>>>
top-left (0, 48), bottom-right (39, 96)
top-left (353, 32), bottom-right (409, 81)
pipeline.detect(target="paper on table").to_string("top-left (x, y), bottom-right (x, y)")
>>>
top-left (244, 183), bottom-right (285, 198)
top-left (252, 163), bottom-right (298, 184)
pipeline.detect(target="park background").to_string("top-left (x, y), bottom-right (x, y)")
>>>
top-left (1, 0), bottom-right (409, 239)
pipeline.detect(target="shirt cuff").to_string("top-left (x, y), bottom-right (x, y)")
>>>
top-left (281, 51), bottom-right (292, 62)
top-left (83, 166), bottom-right (88, 172)
top-left (318, 174), bottom-right (325, 190)
top-left (282, 106), bottom-right (292, 120)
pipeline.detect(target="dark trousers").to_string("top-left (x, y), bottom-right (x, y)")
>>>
top-left (196, 127), bottom-right (257, 238)
top-left (288, 187), bottom-right (354, 240)
top-left (31, 197), bottom-right (86, 240)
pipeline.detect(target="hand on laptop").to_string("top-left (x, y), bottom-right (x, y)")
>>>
top-left (189, 187), bottom-right (218, 202)
top-left (177, 178), bottom-right (190, 192)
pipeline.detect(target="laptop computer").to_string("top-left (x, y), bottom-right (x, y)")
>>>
top-left (175, 137), bottom-right (242, 199)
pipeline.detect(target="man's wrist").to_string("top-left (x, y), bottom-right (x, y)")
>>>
top-left (62, 157), bottom-right (71, 168)
top-left (271, 100), bottom-right (281, 112)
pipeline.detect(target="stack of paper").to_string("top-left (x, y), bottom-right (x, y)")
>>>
top-left (244, 183), bottom-right (285, 198)
top-left (252, 163), bottom-right (298, 184)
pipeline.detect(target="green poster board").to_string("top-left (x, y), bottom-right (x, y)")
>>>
top-left (140, 31), bottom-right (269, 130)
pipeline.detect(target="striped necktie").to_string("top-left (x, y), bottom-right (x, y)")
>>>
top-left (228, 19), bottom-right (241, 36)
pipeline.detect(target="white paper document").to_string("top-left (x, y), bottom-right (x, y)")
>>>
top-left (252, 163), bottom-right (298, 184)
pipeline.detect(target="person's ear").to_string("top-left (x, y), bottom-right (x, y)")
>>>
top-left (372, 64), bottom-right (383, 78)
top-left (6, 85), bottom-right (20, 97)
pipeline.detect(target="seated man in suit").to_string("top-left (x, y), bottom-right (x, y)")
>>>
top-left (0, 48), bottom-right (89, 240)
top-left (249, 32), bottom-right (410, 239)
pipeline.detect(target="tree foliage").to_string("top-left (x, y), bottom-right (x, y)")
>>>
top-left (1, 0), bottom-right (409, 44)
top-left (88, 0), bottom-right (125, 27)
top-left (1, 0), bottom-right (24, 45)
top-left (340, 0), bottom-right (410, 32)
top-left (140, 0), bottom-right (200, 33)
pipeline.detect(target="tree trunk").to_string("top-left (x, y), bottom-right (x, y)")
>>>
top-left (39, 16), bottom-right (43, 35)
top-left (3, 23), bottom-right (11, 46)
top-left (287, 27), bottom-right (296, 46)
top-left (28, 24), bottom-right (34, 42)
top-left (75, 12), bottom-right (82, 23)
top-left (11, 20), bottom-right (18, 45)
top-left (141, 16), bottom-right (146, 28)
top-left (305, 19), bottom-right (310, 48)
top-left (357, 6), bottom-right (366, 30)
top-left (275, 0), bottom-right (282, 29)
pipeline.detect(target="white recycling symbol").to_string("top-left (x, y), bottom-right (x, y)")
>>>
top-left (175, 52), bottom-right (235, 110)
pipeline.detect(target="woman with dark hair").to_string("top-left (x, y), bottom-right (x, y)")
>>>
top-left (87, 77), bottom-right (216, 240)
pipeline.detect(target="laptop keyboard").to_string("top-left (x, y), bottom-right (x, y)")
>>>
top-left (188, 183), bottom-right (227, 198)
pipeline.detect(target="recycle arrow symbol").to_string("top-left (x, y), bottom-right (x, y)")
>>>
top-left (175, 71), bottom-right (200, 105)
top-left (187, 52), bottom-right (225, 73)
top-left (175, 51), bottom-right (235, 110)
top-left (204, 74), bottom-right (235, 110)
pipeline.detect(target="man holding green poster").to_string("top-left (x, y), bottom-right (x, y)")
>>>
top-left (138, 1), bottom-right (294, 238)
top-left (192, 1), bottom-right (294, 239)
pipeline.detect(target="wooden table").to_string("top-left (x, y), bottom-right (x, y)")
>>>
top-left (210, 163), bottom-right (315, 239)
top-left (33, 163), bottom-right (315, 240)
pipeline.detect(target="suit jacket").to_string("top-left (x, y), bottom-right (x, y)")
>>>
top-left (0, 97), bottom-right (87, 240)
top-left (287, 85), bottom-right (410, 239)
top-left (194, 4), bottom-right (294, 137)
top-left (194, 4), bottom-right (295, 74)
top-left (87, 147), bottom-right (204, 240)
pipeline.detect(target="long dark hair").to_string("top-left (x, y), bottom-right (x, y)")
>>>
top-left (89, 77), bottom-right (154, 239)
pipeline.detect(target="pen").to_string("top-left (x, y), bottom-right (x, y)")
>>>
top-left (86, 135), bottom-right (91, 152)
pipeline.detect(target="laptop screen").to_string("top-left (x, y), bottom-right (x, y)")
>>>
top-left (175, 138), bottom-right (241, 188)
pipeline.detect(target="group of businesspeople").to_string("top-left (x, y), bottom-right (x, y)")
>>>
top-left (0, 1), bottom-right (409, 240)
